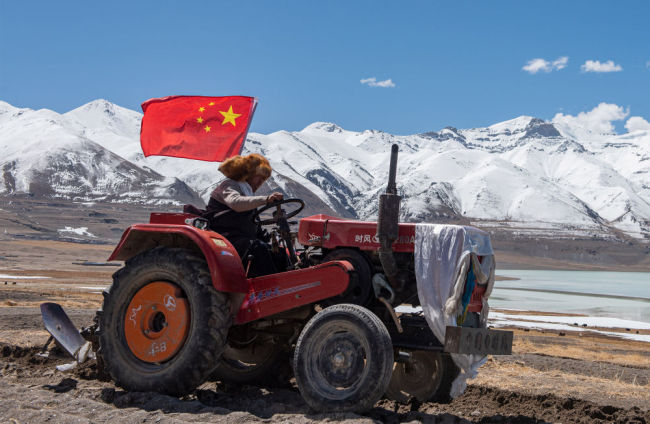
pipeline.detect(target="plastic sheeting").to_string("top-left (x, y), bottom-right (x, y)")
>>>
top-left (414, 223), bottom-right (495, 398)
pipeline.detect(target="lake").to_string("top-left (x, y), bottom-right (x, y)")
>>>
top-left (491, 270), bottom-right (650, 323)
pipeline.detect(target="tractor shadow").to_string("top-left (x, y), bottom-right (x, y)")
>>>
top-left (99, 384), bottom-right (549, 423)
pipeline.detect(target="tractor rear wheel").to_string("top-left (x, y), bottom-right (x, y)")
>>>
top-left (434, 353), bottom-right (461, 402)
top-left (98, 247), bottom-right (230, 396)
top-left (321, 249), bottom-right (373, 306)
top-left (385, 350), bottom-right (459, 403)
top-left (211, 339), bottom-right (291, 387)
top-left (293, 304), bottom-right (393, 413)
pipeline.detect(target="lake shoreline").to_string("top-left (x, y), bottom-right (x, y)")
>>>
top-left (492, 269), bottom-right (650, 326)
top-left (496, 258), bottom-right (650, 272)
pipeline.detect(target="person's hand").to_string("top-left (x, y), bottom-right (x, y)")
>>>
top-left (266, 192), bottom-right (283, 204)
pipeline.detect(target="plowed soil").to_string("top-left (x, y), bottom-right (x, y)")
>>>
top-left (0, 341), bottom-right (648, 423)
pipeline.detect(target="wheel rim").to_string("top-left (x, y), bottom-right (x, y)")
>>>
top-left (386, 350), bottom-right (443, 402)
top-left (123, 281), bottom-right (190, 363)
top-left (307, 321), bottom-right (370, 400)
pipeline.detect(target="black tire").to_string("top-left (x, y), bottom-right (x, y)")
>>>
top-left (293, 304), bottom-right (393, 413)
top-left (98, 247), bottom-right (230, 396)
top-left (433, 353), bottom-right (460, 403)
top-left (385, 350), bottom-right (459, 403)
top-left (211, 341), bottom-right (292, 387)
top-left (321, 249), bottom-right (373, 306)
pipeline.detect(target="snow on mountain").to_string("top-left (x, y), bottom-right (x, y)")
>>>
top-left (1, 99), bottom-right (648, 241)
top-left (65, 99), bottom-right (142, 156)
top-left (0, 101), bottom-right (23, 124)
top-left (0, 103), bottom-right (202, 205)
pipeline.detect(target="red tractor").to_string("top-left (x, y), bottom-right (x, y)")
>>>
top-left (53, 145), bottom-right (511, 413)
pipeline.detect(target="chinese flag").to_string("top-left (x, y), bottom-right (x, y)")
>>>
top-left (140, 95), bottom-right (257, 162)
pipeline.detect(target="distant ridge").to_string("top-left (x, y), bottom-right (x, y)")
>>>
top-left (1, 99), bottom-right (648, 242)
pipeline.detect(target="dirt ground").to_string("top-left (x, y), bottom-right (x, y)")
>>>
top-left (0, 240), bottom-right (649, 423)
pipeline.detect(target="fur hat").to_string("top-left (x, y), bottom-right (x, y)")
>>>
top-left (218, 153), bottom-right (272, 182)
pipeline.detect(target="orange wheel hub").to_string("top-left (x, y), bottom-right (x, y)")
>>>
top-left (124, 281), bottom-right (190, 363)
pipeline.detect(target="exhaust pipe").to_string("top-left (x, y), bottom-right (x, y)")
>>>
top-left (376, 144), bottom-right (401, 293)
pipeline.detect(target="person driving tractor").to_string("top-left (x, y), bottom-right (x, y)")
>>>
top-left (206, 153), bottom-right (285, 276)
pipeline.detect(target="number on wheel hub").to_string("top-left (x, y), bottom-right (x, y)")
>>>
top-left (124, 281), bottom-right (190, 362)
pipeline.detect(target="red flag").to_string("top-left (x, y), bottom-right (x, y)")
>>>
top-left (140, 95), bottom-right (257, 162)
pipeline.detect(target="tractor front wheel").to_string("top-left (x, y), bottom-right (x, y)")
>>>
top-left (98, 247), bottom-right (230, 396)
top-left (293, 304), bottom-right (393, 413)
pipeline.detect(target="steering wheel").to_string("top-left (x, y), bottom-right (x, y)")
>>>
top-left (252, 198), bottom-right (305, 226)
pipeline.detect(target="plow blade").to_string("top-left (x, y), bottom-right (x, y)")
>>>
top-left (40, 302), bottom-right (86, 358)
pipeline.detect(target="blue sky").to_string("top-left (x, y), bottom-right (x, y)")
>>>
top-left (1, 1), bottom-right (648, 134)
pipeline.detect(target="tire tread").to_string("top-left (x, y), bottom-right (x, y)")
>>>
top-left (98, 247), bottom-right (230, 396)
top-left (293, 303), bottom-right (393, 413)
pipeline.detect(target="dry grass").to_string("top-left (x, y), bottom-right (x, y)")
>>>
top-left (1, 298), bottom-right (101, 309)
top-left (0, 239), bottom-right (116, 274)
top-left (0, 286), bottom-right (104, 310)
top-left (0, 239), bottom-right (114, 253)
top-left (0, 330), bottom-right (51, 347)
top-left (495, 249), bottom-right (650, 272)
top-left (473, 360), bottom-right (650, 404)
top-left (496, 309), bottom-right (585, 317)
top-left (513, 336), bottom-right (650, 368)
top-left (508, 328), bottom-right (650, 367)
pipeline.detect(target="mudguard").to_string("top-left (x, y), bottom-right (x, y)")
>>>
top-left (109, 223), bottom-right (249, 293)
top-left (235, 260), bottom-right (353, 324)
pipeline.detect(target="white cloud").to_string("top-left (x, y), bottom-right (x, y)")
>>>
top-left (580, 60), bottom-right (623, 73)
top-left (522, 59), bottom-right (549, 74)
top-left (552, 56), bottom-right (569, 70)
top-left (552, 103), bottom-right (629, 134)
top-left (522, 56), bottom-right (568, 74)
top-left (625, 116), bottom-right (650, 132)
top-left (360, 77), bottom-right (395, 88)
top-left (646, 61), bottom-right (650, 69)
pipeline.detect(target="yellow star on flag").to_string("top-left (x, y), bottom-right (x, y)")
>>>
top-left (199, 107), bottom-right (205, 112)
top-left (204, 125), bottom-right (211, 132)
top-left (208, 102), bottom-right (215, 106)
top-left (197, 117), bottom-right (204, 123)
top-left (219, 105), bottom-right (242, 127)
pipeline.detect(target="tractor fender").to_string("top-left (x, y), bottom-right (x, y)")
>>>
top-left (108, 224), bottom-right (249, 293)
top-left (235, 259), bottom-right (354, 324)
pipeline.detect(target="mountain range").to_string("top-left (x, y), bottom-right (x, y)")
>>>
top-left (1, 99), bottom-right (649, 243)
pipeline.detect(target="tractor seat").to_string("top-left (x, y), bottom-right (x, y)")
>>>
top-left (183, 204), bottom-right (205, 216)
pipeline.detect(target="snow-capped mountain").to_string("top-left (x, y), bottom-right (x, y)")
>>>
top-left (0, 100), bottom-right (202, 205)
top-left (1, 99), bottom-right (649, 241)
